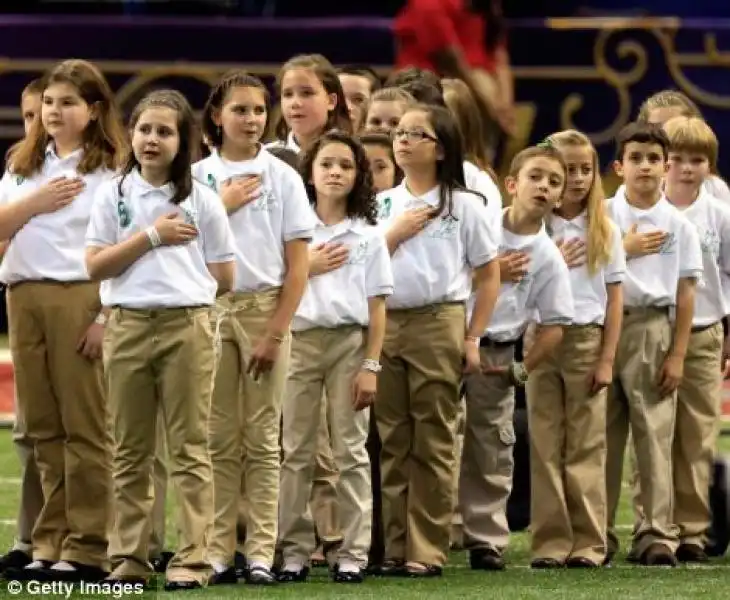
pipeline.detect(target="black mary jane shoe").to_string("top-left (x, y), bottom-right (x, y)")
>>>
top-left (276, 566), bottom-right (309, 583)
top-left (406, 563), bottom-right (442, 578)
top-left (332, 565), bottom-right (364, 583)
top-left (376, 559), bottom-right (406, 577)
top-left (163, 580), bottom-right (202, 591)
top-left (0, 550), bottom-right (32, 574)
top-left (470, 548), bottom-right (505, 571)
top-left (233, 551), bottom-right (248, 579)
top-left (42, 562), bottom-right (108, 583)
top-left (209, 567), bottom-right (239, 585)
top-left (566, 557), bottom-right (599, 569)
top-left (530, 558), bottom-right (563, 570)
top-left (5, 561), bottom-right (53, 581)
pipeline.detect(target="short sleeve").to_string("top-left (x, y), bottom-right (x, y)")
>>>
top-left (530, 245), bottom-right (575, 326)
top-left (605, 221), bottom-right (627, 284)
top-left (410, 0), bottom-right (459, 57)
top-left (280, 165), bottom-right (316, 242)
top-left (197, 186), bottom-right (236, 264)
top-left (464, 162), bottom-right (503, 242)
top-left (364, 231), bottom-right (394, 298)
top-left (705, 175), bottom-right (730, 204)
top-left (461, 192), bottom-right (499, 268)
top-left (677, 215), bottom-right (703, 280)
top-left (86, 179), bottom-right (119, 248)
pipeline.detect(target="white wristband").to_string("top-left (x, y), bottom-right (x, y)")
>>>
top-left (146, 226), bottom-right (162, 248)
top-left (94, 312), bottom-right (108, 326)
top-left (362, 359), bottom-right (382, 373)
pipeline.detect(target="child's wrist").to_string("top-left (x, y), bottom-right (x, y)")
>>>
top-left (145, 226), bottom-right (162, 248)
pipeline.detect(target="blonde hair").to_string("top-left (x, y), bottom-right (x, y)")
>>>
top-left (662, 115), bottom-right (718, 171)
top-left (637, 90), bottom-right (702, 123)
top-left (546, 130), bottom-right (612, 275)
top-left (442, 78), bottom-right (495, 177)
top-left (369, 87), bottom-right (415, 108)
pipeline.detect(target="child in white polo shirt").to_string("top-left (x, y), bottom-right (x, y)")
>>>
top-left (193, 70), bottom-right (315, 586)
top-left (604, 122), bottom-right (703, 566)
top-left (86, 90), bottom-right (236, 590)
top-left (459, 144), bottom-right (574, 572)
top-left (661, 116), bottom-right (730, 562)
top-left (277, 130), bottom-right (392, 584)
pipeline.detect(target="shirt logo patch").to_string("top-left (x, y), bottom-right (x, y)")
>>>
top-left (180, 204), bottom-right (199, 226)
top-left (347, 240), bottom-right (369, 265)
top-left (378, 197), bottom-right (392, 219)
top-left (117, 200), bottom-right (132, 228)
top-left (698, 227), bottom-right (720, 258)
top-left (251, 188), bottom-right (277, 212)
top-left (658, 231), bottom-right (677, 255)
top-left (427, 215), bottom-right (458, 239)
top-left (13, 175), bottom-right (24, 186)
top-left (206, 173), bottom-right (217, 191)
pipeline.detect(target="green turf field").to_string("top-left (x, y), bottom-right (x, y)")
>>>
top-left (0, 431), bottom-right (727, 598)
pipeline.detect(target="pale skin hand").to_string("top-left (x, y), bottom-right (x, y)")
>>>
top-left (221, 175), bottom-right (261, 214)
top-left (390, 207), bottom-right (435, 243)
top-left (154, 212), bottom-right (198, 245)
top-left (77, 321), bottom-right (104, 361)
top-left (498, 250), bottom-right (529, 283)
top-left (309, 242), bottom-right (349, 276)
top-left (352, 370), bottom-right (377, 411)
top-left (463, 341), bottom-right (481, 374)
top-left (31, 176), bottom-right (85, 214)
top-left (556, 238), bottom-right (586, 269)
top-left (589, 359), bottom-right (613, 395)
top-left (623, 224), bottom-right (667, 258)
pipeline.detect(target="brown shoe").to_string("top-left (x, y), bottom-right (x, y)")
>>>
top-left (640, 543), bottom-right (677, 567)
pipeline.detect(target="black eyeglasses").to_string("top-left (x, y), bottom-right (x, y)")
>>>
top-left (391, 129), bottom-right (438, 143)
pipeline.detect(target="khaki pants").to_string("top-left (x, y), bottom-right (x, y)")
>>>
top-left (7, 281), bottom-right (109, 568)
top-left (605, 307), bottom-right (679, 557)
top-left (377, 303), bottom-right (464, 566)
top-left (631, 322), bottom-right (724, 547)
top-left (460, 343), bottom-right (515, 552)
top-left (451, 398), bottom-right (466, 547)
top-left (526, 326), bottom-right (607, 564)
top-left (207, 289), bottom-right (290, 568)
top-left (149, 416), bottom-right (168, 559)
top-left (310, 402), bottom-right (341, 544)
top-left (279, 326), bottom-right (370, 567)
top-left (12, 422), bottom-right (43, 552)
top-left (104, 307), bottom-right (214, 583)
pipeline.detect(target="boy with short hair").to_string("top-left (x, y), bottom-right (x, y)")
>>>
top-left (338, 65), bottom-right (382, 131)
top-left (661, 116), bottom-right (730, 562)
top-left (604, 122), bottom-right (703, 566)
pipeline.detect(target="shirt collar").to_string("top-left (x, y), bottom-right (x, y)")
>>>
top-left (45, 142), bottom-right (83, 166)
top-left (551, 209), bottom-right (588, 231)
top-left (286, 132), bottom-right (301, 154)
top-left (400, 180), bottom-right (441, 208)
top-left (315, 216), bottom-right (369, 238)
top-left (130, 168), bottom-right (175, 198)
top-left (211, 146), bottom-right (267, 177)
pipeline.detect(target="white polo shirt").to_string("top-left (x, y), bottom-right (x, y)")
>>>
top-left (547, 211), bottom-right (626, 326)
top-left (264, 132), bottom-right (301, 154)
top-left (606, 190), bottom-right (703, 308)
top-left (377, 182), bottom-right (499, 310)
top-left (463, 160), bottom-right (503, 239)
top-left (671, 189), bottom-right (730, 327)
top-left (292, 217), bottom-right (393, 332)
top-left (86, 169), bottom-right (236, 308)
top-left (476, 218), bottom-right (574, 342)
top-left (0, 146), bottom-right (114, 284)
top-left (192, 147), bottom-right (315, 292)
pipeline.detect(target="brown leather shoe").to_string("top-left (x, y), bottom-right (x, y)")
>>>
top-left (640, 543), bottom-right (677, 567)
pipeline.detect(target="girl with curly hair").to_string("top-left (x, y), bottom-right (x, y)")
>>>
top-left (277, 130), bottom-right (393, 584)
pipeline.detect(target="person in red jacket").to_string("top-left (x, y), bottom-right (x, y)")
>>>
top-left (393, 0), bottom-right (515, 156)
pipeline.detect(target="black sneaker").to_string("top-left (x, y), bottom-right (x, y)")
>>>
top-left (0, 550), bottom-right (31, 574)
top-left (332, 565), bottom-right (364, 583)
top-left (5, 560), bottom-right (53, 581)
top-left (233, 551), bottom-right (248, 579)
top-left (470, 548), bottom-right (505, 571)
top-left (209, 567), bottom-right (239, 585)
top-left (151, 551), bottom-right (174, 574)
top-left (245, 565), bottom-right (276, 586)
top-left (41, 561), bottom-right (108, 583)
top-left (276, 566), bottom-right (309, 583)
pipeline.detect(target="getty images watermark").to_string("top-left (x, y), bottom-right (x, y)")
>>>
top-left (6, 580), bottom-right (145, 598)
